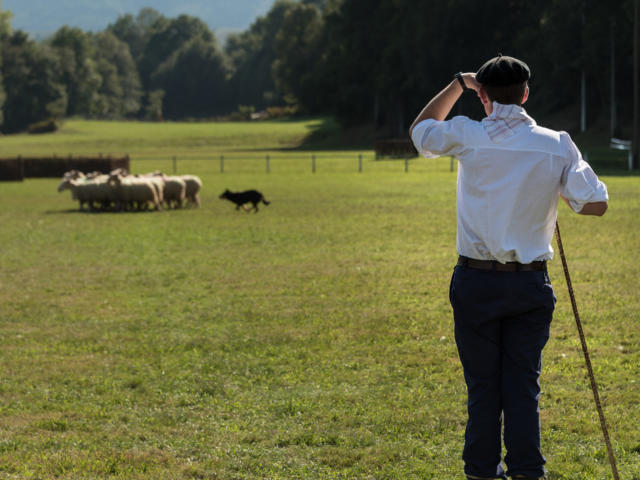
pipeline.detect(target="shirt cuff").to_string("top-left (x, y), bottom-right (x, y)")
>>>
top-left (568, 183), bottom-right (609, 213)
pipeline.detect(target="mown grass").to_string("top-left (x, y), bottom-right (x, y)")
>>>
top-left (0, 118), bottom-right (337, 158)
top-left (0, 119), bottom-right (638, 479)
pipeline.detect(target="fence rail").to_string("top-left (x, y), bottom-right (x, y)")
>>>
top-left (4, 148), bottom-right (631, 180)
top-left (128, 149), bottom-right (631, 175)
top-left (131, 152), bottom-right (456, 175)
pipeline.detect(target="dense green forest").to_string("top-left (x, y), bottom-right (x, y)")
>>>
top-left (0, 0), bottom-right (635, 139)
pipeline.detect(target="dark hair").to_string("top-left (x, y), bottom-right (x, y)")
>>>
top-left (482, 81), bottom-right (527, 105)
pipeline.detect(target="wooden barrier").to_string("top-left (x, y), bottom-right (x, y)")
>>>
top-left (0, 155), bottom-right (130, 181)
top-left (374, 138), bottom-right (417, 159)
top-left (0, 157), bottom-right (25, 181)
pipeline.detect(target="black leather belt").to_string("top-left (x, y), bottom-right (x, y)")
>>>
top-left (457, 255), bottom-right (546, 272)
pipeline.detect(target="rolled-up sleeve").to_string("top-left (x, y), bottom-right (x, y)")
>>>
top-left (559, 132), bottom-right (609, 212)
top-left (411, 116), bottom-right (468, 159)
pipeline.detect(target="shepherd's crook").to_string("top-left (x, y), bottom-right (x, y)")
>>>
top-left (554, 221), bottom-right (620, 480)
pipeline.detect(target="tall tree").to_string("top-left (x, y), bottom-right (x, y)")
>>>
top-left (151, 36), bottom-right (230, 119)
top-left (92, 31), bottom-right (142, 118)
top-left (319, 0), bottom-right (395, 127)
top-left (224, 0), bottom-right (297, 110)
top-left (1, 30), bottom-right (66, 132)
top-left (320, 0), bottom-right (547, 132)
top-left (302, 0), bottom-right (328, 8)
top-left (525, 0), bottom-right (630, 131)
top-left (0, 0), bottom-right (634, 135)
top-left (107, 8), bottom-right (164, 63)
top-left (0, 5), bottom-right (11, 127)
top-left (272, 2), bottom-right (324, 112)
top-left (138, 14), bottom-right (215, 91)
top-left (49, 26), bottom-right (101, 117)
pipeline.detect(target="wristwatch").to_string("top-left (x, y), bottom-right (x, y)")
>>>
top-left (454, 72), bottom-right (468, 92)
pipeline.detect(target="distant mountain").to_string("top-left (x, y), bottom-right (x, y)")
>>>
top-left (1, 0), bottom-right (274, 40)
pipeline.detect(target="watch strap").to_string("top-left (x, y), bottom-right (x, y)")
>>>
top-left (454, 72), bottom-right (467, 92)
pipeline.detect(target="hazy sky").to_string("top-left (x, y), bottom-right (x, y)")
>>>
top-left (2, 0), bottom-right (274, 37)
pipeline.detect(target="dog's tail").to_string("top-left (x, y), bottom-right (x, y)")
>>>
top-left (262, 197), bottom-right (270, 206)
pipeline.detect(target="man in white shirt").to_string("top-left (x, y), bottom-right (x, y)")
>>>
top-left (409, 55), bottom-right (608, 480)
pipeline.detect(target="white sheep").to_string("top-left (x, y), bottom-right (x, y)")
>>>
top-left (109, 167), bottom-right (129, 177)
top-left (85, 174), bottom-right (118, 210)
top-left (58, 176), bottom-right (114, 211)
top-left (62, 169), bottom-right (85, 181)
top-left (59, 170), bottom-right (122, 210)
top-left (180, 175), bottom-right (203, 207)
top-left (58, 177), bottom-right (88, 210)
top-left (109, 173), bottom-right (161, 211)
top-left (58, 169), bottom-right (199, 212)
top-left (149, 172), bottom-right (186, 209)
top-left (139, 172), bottom-right (165, 207)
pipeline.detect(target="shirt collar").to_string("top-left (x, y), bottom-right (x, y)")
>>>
top-left (482, 102), bottom-right (536, 142)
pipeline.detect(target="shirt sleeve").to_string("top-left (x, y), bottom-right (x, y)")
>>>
top-left (559, 132), bottom-right (609, 213)
top-left (410, 116), bottom-right (469, 159)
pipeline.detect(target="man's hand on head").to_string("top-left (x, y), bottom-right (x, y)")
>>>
top-left (461, 73), bottom-right (480, 92)
top-left (409, 71), bottom-right (481, 136)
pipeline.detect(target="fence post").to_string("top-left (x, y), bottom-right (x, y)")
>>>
top-left (404, 156), bottom-right (409, 173)
top-left (173, 155), bottom-right (177, 174)
top-left (266, 154), bottom-right (270, 173)
top-left (312, 154), bottom-right (316, 173)
top-left (220, 154), bottom-right (224, 173)
top-left (358, 154), bottom-right (363, 173)
top-left (450, 156), bottom-right (454, 172)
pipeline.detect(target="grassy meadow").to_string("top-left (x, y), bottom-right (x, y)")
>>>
top-left (0, 119), bottom-right (639, 479)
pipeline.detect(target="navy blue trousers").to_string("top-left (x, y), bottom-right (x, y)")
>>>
top-left (449, 264), bottom-right (556, 479)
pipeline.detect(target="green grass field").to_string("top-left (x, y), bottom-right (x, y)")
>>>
top-left (0, 119), bottom-right (639, 479)
top-left (0, 118), bottom-right (343, 157)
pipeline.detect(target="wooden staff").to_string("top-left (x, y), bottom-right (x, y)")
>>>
top-left (554, 221), bottom-right (620, 480)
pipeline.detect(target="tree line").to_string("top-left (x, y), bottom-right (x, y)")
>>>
top-left (0, 0), bottom-right (635, 138)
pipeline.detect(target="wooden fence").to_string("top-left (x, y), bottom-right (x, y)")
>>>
top-left (134, 152), bottom-right (442, 175)
top-left (0, 155), bottom-right (130, 181)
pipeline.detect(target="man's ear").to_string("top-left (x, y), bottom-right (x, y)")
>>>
top-left (478, 87), bottom-right (490, 105)
top-left (521, 85), bottom-right (529, 105)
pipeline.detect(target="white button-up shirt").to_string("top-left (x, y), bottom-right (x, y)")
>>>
top-left (411, 102), bottom-right (609, 263)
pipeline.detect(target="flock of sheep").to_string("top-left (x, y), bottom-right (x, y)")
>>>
top-left (57, 168), bottom-right (202, 211)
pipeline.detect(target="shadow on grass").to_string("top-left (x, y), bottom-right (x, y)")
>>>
top-left (284, 116), bottom-right (376, 151)
top-left (44, 208), bottom-right (161, 215)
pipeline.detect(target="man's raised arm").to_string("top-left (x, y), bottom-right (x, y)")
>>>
top-left (409, 73), bottom-right (480, 137)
